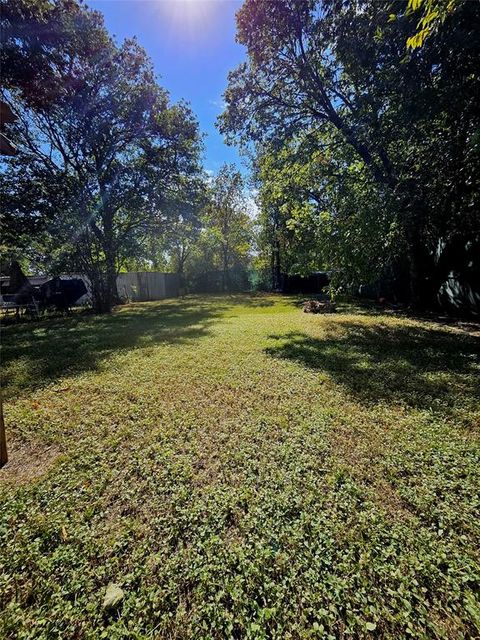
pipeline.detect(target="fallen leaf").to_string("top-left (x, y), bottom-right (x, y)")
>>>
top-left (102, 583), bottom-right (124, 610)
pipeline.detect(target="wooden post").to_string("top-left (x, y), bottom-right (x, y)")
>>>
top-left (1, 99), bottom-right (15, 468)
top-left (0, 390), bottom-right (7, 467)
top-left (0, 99), bottom-right (16, 469)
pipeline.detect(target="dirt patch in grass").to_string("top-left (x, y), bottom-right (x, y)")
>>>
top-left (0, 441), bottom-right (61, 486)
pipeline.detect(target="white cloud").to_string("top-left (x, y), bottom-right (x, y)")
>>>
top-left (209, 98), bottom-right (226, 111)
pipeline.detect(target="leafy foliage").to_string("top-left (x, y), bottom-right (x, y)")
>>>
top-left (220, 0), bottom-right (480, 308)
top-left (199, 165), bottom-right (253, 291)
top-left (1, 0), bottom-right (202, 311)
top-left (167, 165), bottom-right (254, 293)
top-left (403, 0), bottom-right (461, 49)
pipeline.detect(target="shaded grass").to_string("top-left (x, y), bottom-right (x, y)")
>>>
top-left (0, 295), bottom-right (479, 639)
top-left (266, 319), bottom-right (480, 420)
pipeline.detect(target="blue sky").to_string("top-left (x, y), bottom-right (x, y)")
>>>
top-left (88, 0), bottom-right (246, 174)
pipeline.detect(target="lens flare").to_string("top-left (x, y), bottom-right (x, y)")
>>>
top-left (155, 0), bottom-right (217, 46)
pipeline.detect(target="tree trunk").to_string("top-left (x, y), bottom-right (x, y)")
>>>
top-left (222, 246), bottom-right (229, 292)
top-left (106, 254), bottom-right (118, 309)
top-left (91, 275), bottom-right (111, 313)
top-left (272, 236), bottom-right (281, 291)
top-left (177, 258), bottom-right (187, 295)
top-left (88, 256), bottom-right (118, 313)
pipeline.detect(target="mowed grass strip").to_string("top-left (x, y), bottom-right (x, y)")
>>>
top-left (1, 294), bottom-right (479, 639)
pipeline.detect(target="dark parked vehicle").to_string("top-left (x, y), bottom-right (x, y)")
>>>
top-left (38, 277), bottom-right (87, 312)
top-left (1, 266), bottom-right (88, 318)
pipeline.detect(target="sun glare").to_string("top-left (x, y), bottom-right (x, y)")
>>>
top-left (156, 0), bottom-right (216, 43)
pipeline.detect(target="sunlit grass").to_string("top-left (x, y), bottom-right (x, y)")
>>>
top-left (1, 294), bottom-right (479, 638)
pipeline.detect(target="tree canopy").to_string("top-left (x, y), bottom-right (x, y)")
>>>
top-left (2, 0), bottom-right (203, 311)
top-left (2, 0), bottom-right (478, 312)
top-left (219, 0), bottom-right (480, 309)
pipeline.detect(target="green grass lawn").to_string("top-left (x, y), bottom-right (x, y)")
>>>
top-left (1, 294), bottom-right (479, 639)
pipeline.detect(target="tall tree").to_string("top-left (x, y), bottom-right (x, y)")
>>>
top-left (202, 165), bottom-right (252, 292)
top-left (255, 126), bottom-right (404, 294)
top-left (1, 0), bottom-right (202, 312)
top-left (219, 0), bottom-right (480, 308)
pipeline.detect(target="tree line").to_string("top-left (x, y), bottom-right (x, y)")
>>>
top-left (1, 0), bottom-right (253, 312)
top-left (219, 0), bottom-right (480, 310)
top-left (2, 0), bottom-right (479, 313)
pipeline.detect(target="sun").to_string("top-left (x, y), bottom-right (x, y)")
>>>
top-left (156, 0), bottom-right (216, 40)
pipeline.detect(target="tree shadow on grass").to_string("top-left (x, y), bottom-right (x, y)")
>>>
top-left (1, 298), bottom-right (228, 399)
top-left (265, 320), bottom-right (480, 416)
